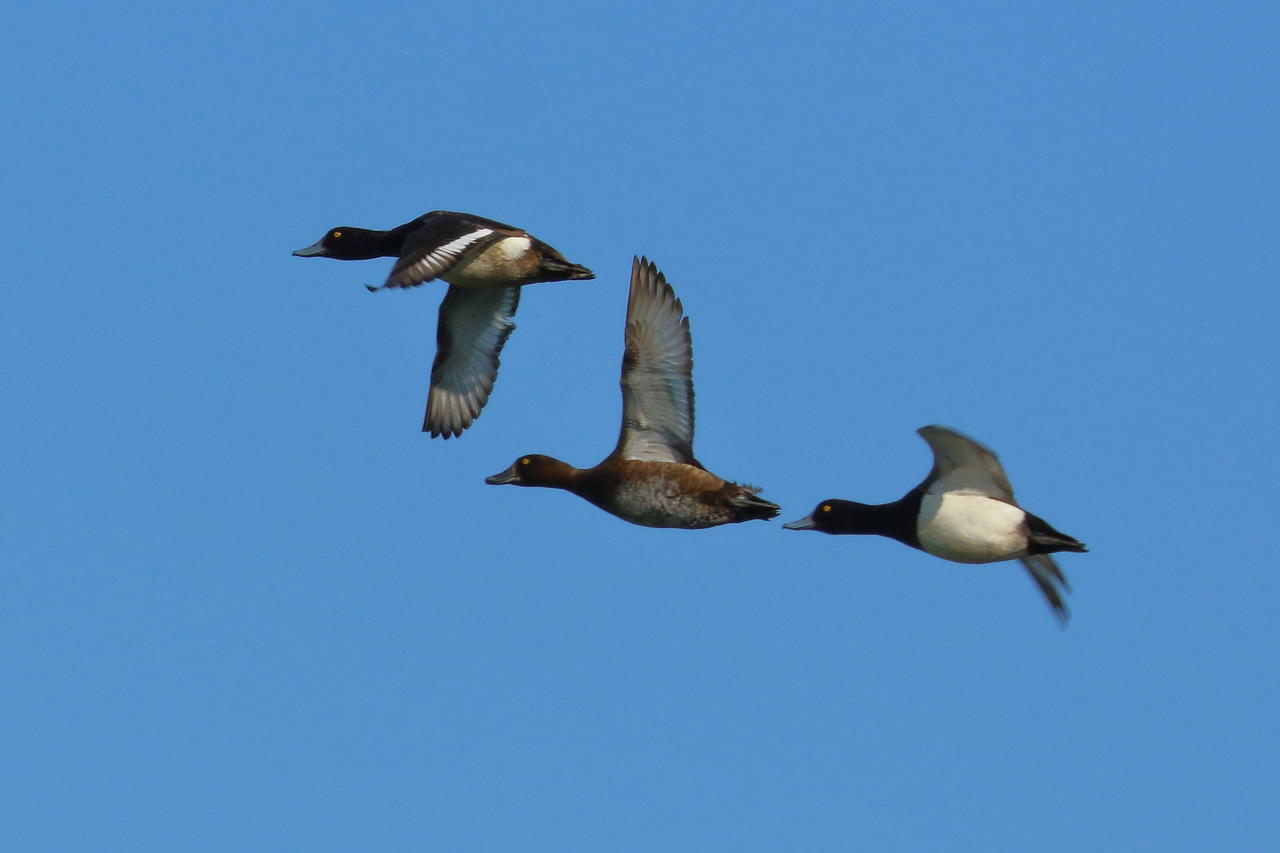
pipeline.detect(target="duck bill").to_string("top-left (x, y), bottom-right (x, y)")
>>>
top-left (484, 465), bottom-right (520, 485)
top-left (292, 240), bottom-right (329, 257)
top-left (782, 515), bottom-right (817, 530)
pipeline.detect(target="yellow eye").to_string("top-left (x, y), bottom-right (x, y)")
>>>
top-left (821, 504), bottom-right (831, 513)
top-left (331, 230), bottom-right (342, 239)
top-left (520, 457), bottom-right (530, 466)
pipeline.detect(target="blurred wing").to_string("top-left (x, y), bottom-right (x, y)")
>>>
top-left (1019, 555), bottom-right (1071, 626)
top-left (423, 285), bottom-right (520, 438)
top-left (612, 256), bottom-right (696, 464)
top-left (380, 214), bottom-right (503, 289)
top-left (916, 425), bottom-right (1017, 502)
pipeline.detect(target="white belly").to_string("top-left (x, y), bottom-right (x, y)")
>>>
top-left (917, 493), bottom-right (1028, 563)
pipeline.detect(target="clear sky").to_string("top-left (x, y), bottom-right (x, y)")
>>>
top-left (4, 1), bottom-right (1277, 850)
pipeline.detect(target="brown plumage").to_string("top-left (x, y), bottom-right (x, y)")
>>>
top-left (484, 257), bottom-right (778, 529)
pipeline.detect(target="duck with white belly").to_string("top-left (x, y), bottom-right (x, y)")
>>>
top-left (783, 426), bottom-right (1087, 624)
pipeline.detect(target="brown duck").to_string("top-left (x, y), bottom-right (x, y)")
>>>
top-left (485, 256), bottom-right (779, 529)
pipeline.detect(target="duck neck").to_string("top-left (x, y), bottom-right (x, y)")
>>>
top-left (838, 491), bottom-right (923, 549)
top-left (525, 457), bottom-right (590, 493)
top-left (563, 463), bottom-right (633, 512)
top-left (376, 221), bottom-right (422, 257)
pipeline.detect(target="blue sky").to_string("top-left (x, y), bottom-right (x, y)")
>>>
top-left (4, 1), bottom-right (1277, 850)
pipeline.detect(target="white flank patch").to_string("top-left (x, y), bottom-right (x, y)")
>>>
top-left (917, 493), bottom-right (1027, 563)
top-left (496, 235), bottom-right (532, 259)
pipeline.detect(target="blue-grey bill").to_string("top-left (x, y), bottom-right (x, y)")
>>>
top-left (484, 466), bottom-right (519, 485)
top-left (782, 515), bottom-right (816, 530)
top-left (292, 241), bottom-right (327, 257)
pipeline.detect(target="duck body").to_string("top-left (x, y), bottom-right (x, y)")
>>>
top-left (484, 257), bottom-right (779, 530)
top-left (916, 492), bottom-right (1033, 563)
top-left (784, 426), bottom-right (1086, 623)
top-left (796, 490), bottom-right (1085, 562)
top-left (293, 211), bottom-right (593, 290)
top-left (293, 210), bottom-right (593, 437)
top-left (486, 456), bottom-right (778, 529)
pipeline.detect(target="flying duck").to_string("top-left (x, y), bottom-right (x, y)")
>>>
top-left (294, 210), bottom-right (594, 437)
top-left (484, 257), bottom-right (779, 529)
top-left (783, 426), bottom-right (1086, 623)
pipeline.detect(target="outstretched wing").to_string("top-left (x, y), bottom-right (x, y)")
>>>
top-left (379, 213), bottom-right (505, 290)
top-left (423, 285), bottom-right (520, 438)
top-left (916, 425), bottom-right (1016, 501)
top-left (612, 257), bottom-right (696, 464)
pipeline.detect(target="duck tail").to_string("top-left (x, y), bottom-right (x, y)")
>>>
top-left (1026, 513), bottom-right (1088, 554)
top-left (1036, 533), bottom-right (1088, 554)
top-left (542, 258), bottom-right (595, 280)
top-left (730, 487), bottom-right (780, 521)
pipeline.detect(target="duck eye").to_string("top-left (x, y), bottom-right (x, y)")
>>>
top-left (520, 457), bottom-right (530, 466)
top-left (331, 230), bottom-right (342, 239)
top-left (821, 504), bottom-right (831, 513)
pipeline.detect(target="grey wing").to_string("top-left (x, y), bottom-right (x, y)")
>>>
top-left (379, 218), bottom-right (503, 290)
top-left (916, 425), bottom-right (1017, 501)
top-left (612, 256), bottom-right (696, 464)
top-left (422, 285), bottom-right (520, 438)
top-left (1018, 555), bottom-right (1071, 626)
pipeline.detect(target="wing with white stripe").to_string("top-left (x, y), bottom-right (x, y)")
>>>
top-left (612, 256), bottom-right (696, 464)
top-left (380, 215), bottom-right (501, 289)
top-left (423, 285), bottom-right (520, 438)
